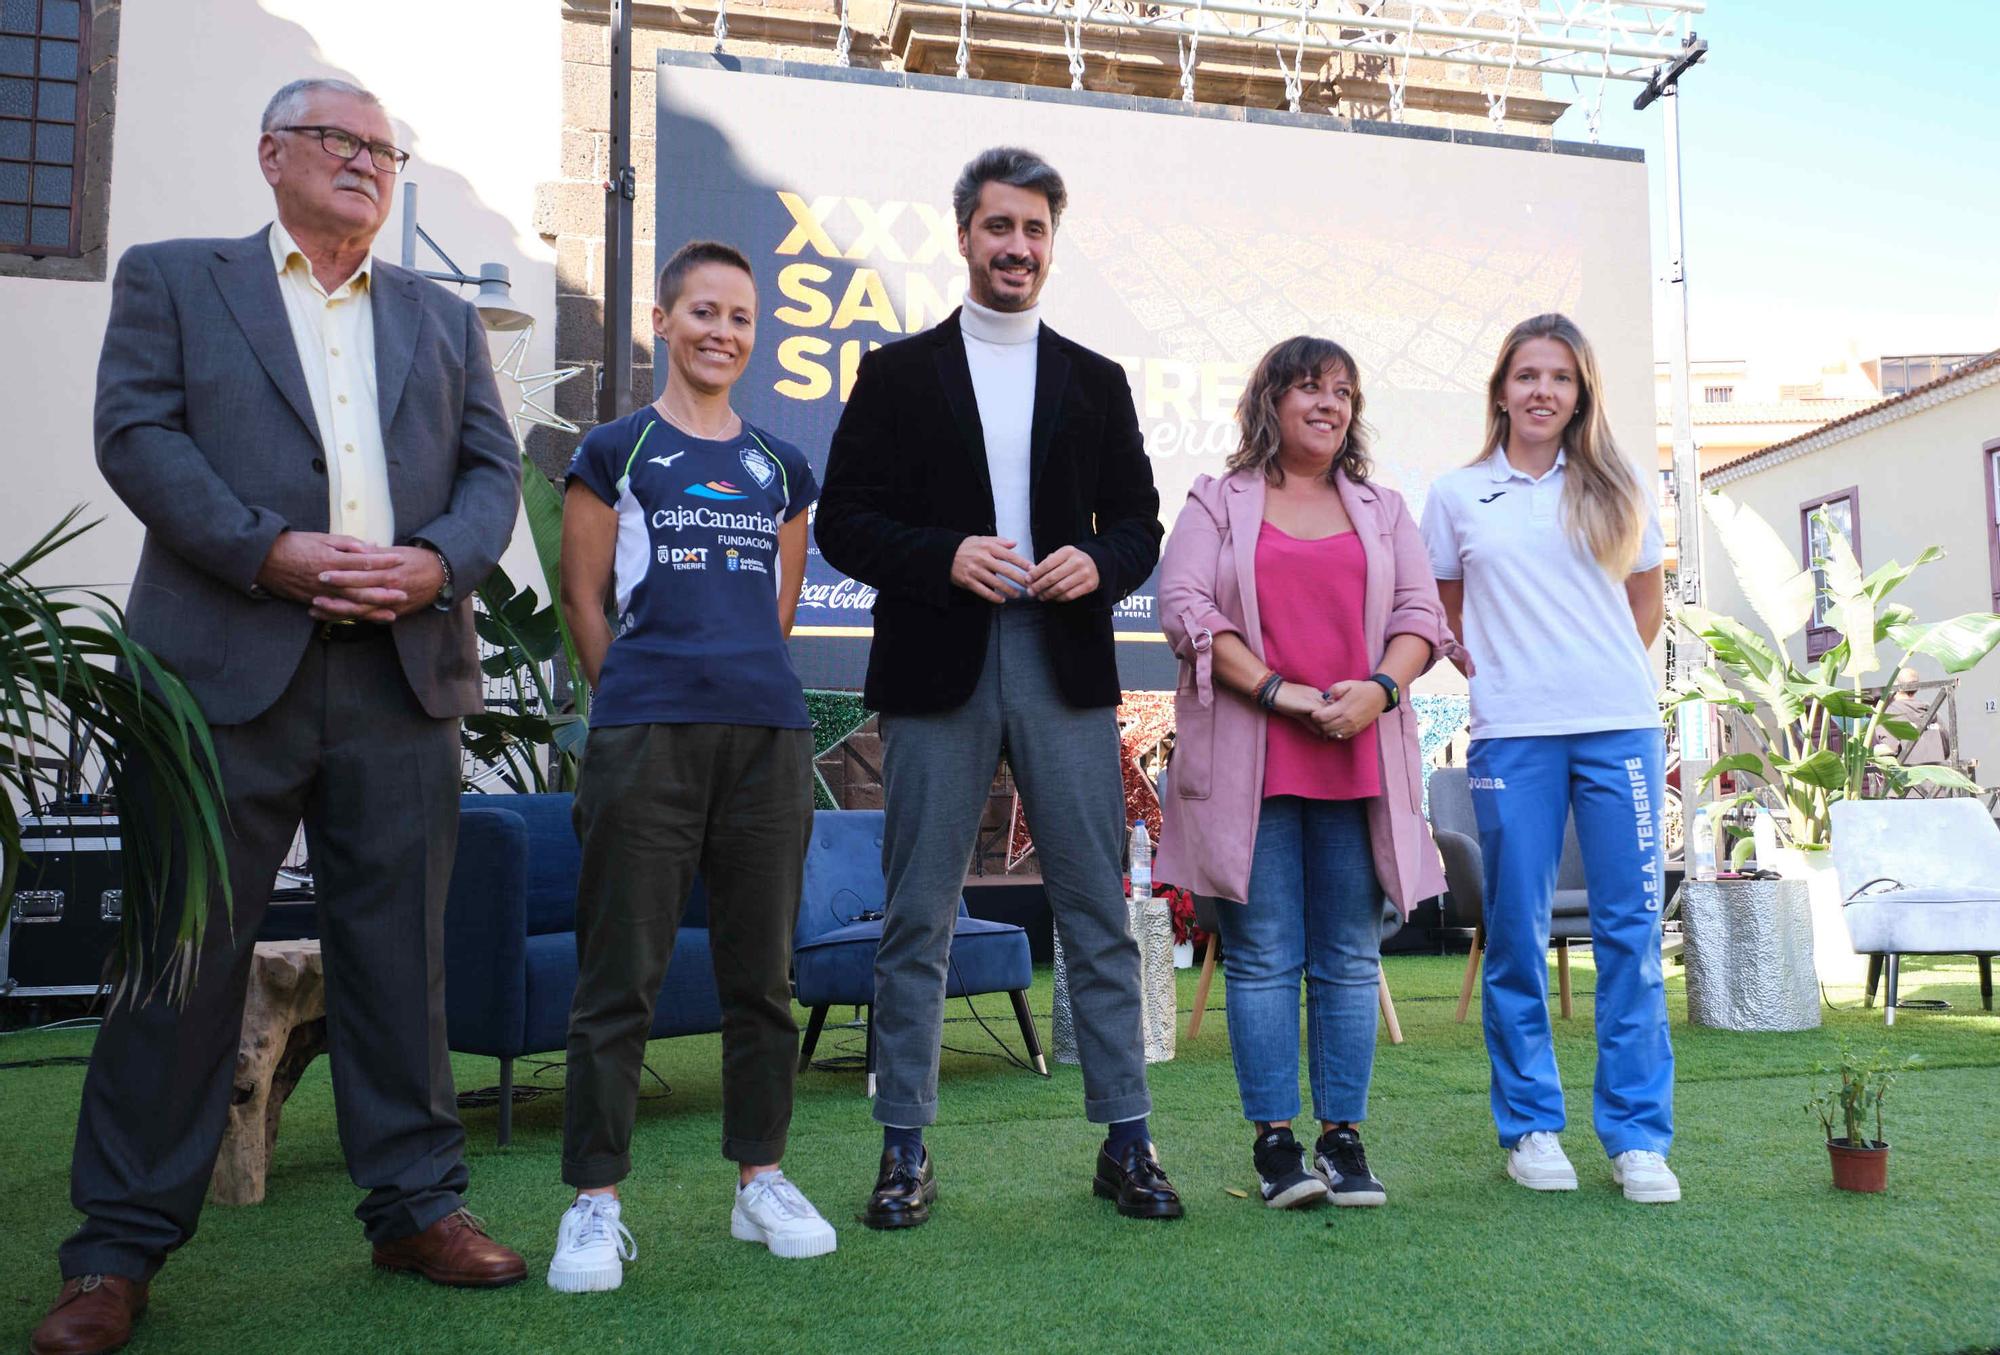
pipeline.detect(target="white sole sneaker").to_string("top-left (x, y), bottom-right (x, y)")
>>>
top-left (1507, 1163), bottom-right (1578, 1191)
top-left (1263, 1177), bottom-right (1331, 1210)
top-left (547, 1255), bottom-right (624, 1292)
top-left (1611, 1164), bottom-right (1682, 1204)
top-left (731, 1209), bottom-right (837, 1258)
top-left (1506, 1156), bottom-right (1579, 1192)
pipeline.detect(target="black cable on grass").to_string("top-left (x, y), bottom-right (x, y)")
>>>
top-left (806, 960), bottom-right (1046, 1078)
top-left (455, 1054), bottom-right (672, 1109)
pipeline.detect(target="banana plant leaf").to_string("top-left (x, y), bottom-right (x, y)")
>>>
top-left (1884, 614), bottom-right (2000, 674)
top-left (1816, 511), bottom-right (1876, 679)
top-left (1701, 492), bottom-right (1815, 643)
top-left (1772, 748), bottom-right (1845, 791)
top-left (1698, 752), bottom-right (1770, 788)
top-left (1864, 547), bottom-right (1944, 604)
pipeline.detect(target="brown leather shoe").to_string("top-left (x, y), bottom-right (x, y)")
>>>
top-left (29, 1274), bottom-right (149, 1355)
top-left (371, 1208), bottom-right (526, 1288)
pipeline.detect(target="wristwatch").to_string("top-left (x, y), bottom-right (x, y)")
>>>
top-left (416, 539), bottom-right (455, 611)
top-left (1366, 672), bottom-right (1401, 711)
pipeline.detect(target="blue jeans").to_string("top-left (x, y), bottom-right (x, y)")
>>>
top-left (1215, 797), bottom-right (1384, 1125)
top-left (1468, 729), bottom-right (1674, 1158)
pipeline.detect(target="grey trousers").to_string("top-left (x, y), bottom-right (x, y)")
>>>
top-left (873, 603), bottom-right (1150, 1128)
top-left (63, 630), bottom-right (468, 1282)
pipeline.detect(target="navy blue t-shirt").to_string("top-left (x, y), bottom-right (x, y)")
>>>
top-left (565, 407), bottom-right (818, 729)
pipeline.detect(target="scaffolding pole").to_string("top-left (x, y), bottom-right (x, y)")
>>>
top-left (1637, 33), bottom-right (1709, 865)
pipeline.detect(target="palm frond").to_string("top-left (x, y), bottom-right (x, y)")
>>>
top-left (2, 510), bottom-right (232, 1009)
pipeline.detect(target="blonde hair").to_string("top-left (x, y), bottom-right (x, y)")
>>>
top-left (1227, 336), bottom-right (1373, 486)
top-left (1480, 313), bottom-right (1643, 574)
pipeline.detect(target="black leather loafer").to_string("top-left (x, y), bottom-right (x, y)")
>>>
top-left (1093, 1140), bottom-right (1185, 1219)
top-left (862, 1143), bottom-right (937, 1229)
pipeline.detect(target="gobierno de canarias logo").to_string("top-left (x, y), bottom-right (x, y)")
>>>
top-left (686, 480), bottom-right (748, 501)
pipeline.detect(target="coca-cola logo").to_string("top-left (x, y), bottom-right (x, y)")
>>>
top-left (798, 578), bottom-right (879, 610)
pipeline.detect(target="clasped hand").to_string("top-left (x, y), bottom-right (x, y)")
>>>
top-left (949, 537), bottom-right (1100, 605)
top-left (1270, 678), bottom-right (1389, 741)
top-left (255, 532), bottom-right (444, 624)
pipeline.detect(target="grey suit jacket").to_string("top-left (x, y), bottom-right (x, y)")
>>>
top-left (94, 227), bottom-right (522, 725)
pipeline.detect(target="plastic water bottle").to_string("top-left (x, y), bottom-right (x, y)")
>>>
top-left (1689, 805), bottom-right (1718, 882)
top-left (1751, 806), bottom-right (1779, 873)
top-left (1129, 820), bottom-right (1152, 902)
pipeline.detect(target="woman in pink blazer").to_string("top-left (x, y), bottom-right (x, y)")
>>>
top-left (1155, 335), bottom-right (1457, 1211)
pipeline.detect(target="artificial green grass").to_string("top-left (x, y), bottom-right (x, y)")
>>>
top-left (3, 954), bottom-right (1997, 1355)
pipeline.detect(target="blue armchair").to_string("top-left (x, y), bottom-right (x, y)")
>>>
top-left (792, 810), bottom-right (1046, 1086)
top-left (443, 793), bottom-right (723, 1143)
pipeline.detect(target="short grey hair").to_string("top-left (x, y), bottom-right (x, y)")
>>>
top-left (261, 77), bottom-right (383, 133)
top-left (951, 147), bottom-right (1067, 231)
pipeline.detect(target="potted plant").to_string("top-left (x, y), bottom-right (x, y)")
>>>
top-left (3, 509), bottom-right (234, 1006)
top-left (1669, 493), bottom-right (2000, 981)
top-left (1805, 1046), bottom-right (1921, 1192)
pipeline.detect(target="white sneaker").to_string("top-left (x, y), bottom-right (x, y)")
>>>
top-left (1506, 1132), bottom-right (1579, 1191)
top-left (547, 1193), bottom-right (636, 1292)
top-left (731, 1171), bottom-right (838, 1259)
top-left (1611, 1150), bottom-right (1681, 1203)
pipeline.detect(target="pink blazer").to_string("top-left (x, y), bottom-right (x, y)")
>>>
top-left (1154, 468), bottom-right (1454, 914)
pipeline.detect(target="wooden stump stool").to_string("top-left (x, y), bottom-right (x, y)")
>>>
top-left (210, 939), bottom-right (327, 1206)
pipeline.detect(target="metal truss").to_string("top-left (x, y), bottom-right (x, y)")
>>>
top-left (872, 0), bottom-right (1704, 127)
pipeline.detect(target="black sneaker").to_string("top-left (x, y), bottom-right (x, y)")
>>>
top-left (1313, 1126), bottom-right (1387, 1206)
top-left (1252, 1127), bottom-right (1329, 1209)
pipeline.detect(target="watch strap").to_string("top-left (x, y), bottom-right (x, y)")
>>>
top-left (1367, 672), bottom-right (1401, 711)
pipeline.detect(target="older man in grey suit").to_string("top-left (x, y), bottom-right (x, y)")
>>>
top-left (31, 78), bottom-right (524, 1355)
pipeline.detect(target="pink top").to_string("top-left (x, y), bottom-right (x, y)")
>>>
top-left (1255, 523), bottom-right (1381, 801)
top-left (1156, 470), bottom-right (1459, 912)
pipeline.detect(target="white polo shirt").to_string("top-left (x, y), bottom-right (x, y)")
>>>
top-left (1420, 447), bottom-right (1663, 741)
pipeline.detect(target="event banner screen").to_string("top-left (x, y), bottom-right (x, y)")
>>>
top-left (655, 53), bottom-right (1653, 691)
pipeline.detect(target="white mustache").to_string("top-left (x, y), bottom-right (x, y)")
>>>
top-left (334, 170), bottom-right (380, 203)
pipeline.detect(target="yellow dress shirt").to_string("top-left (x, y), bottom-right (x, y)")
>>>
top-left (268, 220), bottom-right (396, 549)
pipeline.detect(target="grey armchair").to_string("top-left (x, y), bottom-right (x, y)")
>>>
top-left (1427, 766), bottom-right (1591, 1022)
top-left (1830, 799), bottom-right (2000, 1025)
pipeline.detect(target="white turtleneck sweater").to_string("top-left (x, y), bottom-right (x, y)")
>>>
top-left (960, 295), bottom-right (1041, 573)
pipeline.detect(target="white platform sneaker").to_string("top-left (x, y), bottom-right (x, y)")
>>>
top-left (1506, 1132), bottom-right (1580, 1191)
top-left (1610, 1150), bottom-right (1682, 1203)
top-left (731, 1171), bottom-right (838, 1259)
top-left (548, 1193), bottom-right (637, 1292)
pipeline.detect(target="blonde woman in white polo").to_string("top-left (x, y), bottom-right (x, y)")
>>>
top-left (1419, 313), bottom-right (1678, 1206)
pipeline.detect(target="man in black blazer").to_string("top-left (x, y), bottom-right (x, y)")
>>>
top-left (816, 147), bottom-right (1181, 1228)
top-left (33, 78), bottom-right (523, 1355)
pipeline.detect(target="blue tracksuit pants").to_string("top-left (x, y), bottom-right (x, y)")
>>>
top-left (1467, 729), bottom-right (1673, 1158)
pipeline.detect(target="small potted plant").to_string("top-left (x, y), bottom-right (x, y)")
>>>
top-left (1804, 1046), bottom-right (1922, 1192)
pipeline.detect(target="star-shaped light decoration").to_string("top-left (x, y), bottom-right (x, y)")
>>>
top-left (491, 324), bottom-right (586, 445)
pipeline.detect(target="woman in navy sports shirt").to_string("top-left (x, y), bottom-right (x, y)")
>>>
top-left (547, 241), bottom-right (835, 1291)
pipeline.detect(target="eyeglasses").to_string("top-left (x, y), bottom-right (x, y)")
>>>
top-left (277, 125), bottom-right (410, 174)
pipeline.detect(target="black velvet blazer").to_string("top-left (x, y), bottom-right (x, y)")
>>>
top-left (815, 309), bottom-right (1162, 715)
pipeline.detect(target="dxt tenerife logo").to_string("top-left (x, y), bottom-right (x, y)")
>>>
top-left (658, 545), bottom-right (710, 572)
top-left (686, 480), bottom-right (747, 502)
